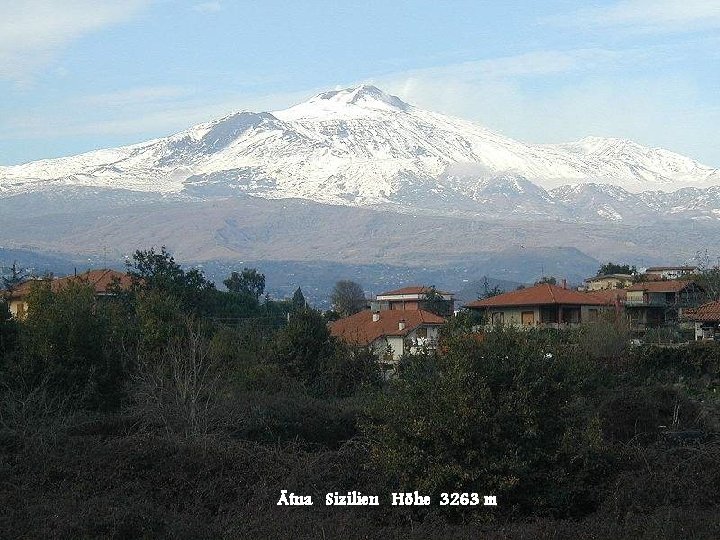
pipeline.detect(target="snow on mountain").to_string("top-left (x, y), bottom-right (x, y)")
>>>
top-left (550, 183), bottom-right (656, 223)
top-left (1, 85), bottom-right (719, 219)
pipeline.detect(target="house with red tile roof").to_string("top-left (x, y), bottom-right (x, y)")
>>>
top-left (624, 280), bottom-right (706, 328)
top-left (372, 285), bottom-right (455, 315)
top-left (329, 308), bottom-right (446, 362)
top-left (3, 269), bottom-right (132, 319)
top-left (464, 283), bottom-right (609, 328)
top-left (683, 301), bottom-right (720, 340)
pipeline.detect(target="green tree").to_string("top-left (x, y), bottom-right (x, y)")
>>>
top-left (481, 276), bottom-right (504, 299)
top-left (597, 262), bottom-right (636, 276)
top-left (223, 268), bottom-right (265, 300)
top-left (291, 287), bottom-right (306, 311)
top-left (535, 276), bottom-right (557, 285)
top-left (1, 261), bottom-right (27, 293)
top-left (330, 280), bottom-right (366, 317)
top-left (0, 299), bottom-right (19, 367)
top-left (17, 280), bottom-right (127, 410)
top-left (272, 307), bottom-right (336, 382)
top-left (127, 246), bottom-right (215, 313)
top-left (421, 286), bottom-right (452, 317)
top-left (324, 345), bottom-right (381, 397)
top-left (694, 249), bottom-right (720, 300)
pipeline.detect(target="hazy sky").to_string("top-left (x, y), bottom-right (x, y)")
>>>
top-left (1, 0), bottom-right (719, 166)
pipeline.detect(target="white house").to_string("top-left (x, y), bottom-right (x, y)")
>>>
top-left (329, 308), bottom-right (445, 363)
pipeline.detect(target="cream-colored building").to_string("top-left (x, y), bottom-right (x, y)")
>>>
top-left (583, 274), bottom-right (634, 291)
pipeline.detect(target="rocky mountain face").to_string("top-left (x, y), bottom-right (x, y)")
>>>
top-left (1, 85), bottom-right (719, 221)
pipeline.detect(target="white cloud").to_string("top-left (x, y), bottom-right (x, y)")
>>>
top-left (372, 48), bottom-right (640, 85)
top-left (553, 0), bottom-right (720, 33)
top-left (192, 2), bottom-right (221, 14)
top-left (362, 48), bottom-right (645, 120)
top-left (363, 49), bottom-right (720, 166)
top-left (0, 0), bottom-right (151, 81)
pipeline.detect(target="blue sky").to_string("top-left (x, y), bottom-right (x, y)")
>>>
top-left (1, 0), bottom-right (719, 166)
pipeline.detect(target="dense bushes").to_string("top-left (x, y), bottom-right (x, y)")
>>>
top-left (365, 329), bottom-right (614, 519)
top-left (2, 255), bottom-right (720, 536)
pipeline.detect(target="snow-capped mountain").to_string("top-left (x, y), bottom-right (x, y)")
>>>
top-left (1, 85), bottom-right (719, 221)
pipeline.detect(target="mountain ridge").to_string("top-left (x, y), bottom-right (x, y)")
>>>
top-left (2, 85), bottom-right (719, 218)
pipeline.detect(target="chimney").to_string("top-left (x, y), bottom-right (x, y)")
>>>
top-left (398, 319), bottom-right (406, 331)
top-left (372, 312), bottom-right (380, 322)
top-left (562, 279), bottom-right (567, 289)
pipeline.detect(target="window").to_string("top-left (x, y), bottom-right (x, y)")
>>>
top-left (491, 312), bottom-right (504, 325)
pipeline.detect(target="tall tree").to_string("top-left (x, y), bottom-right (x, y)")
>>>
top-left (127, 246), bottom-right (215, 313)
top-left (695, 250), bottom-right (720, 300)
top-left (291, 287), bottom-right (306, 311)
top-left (421, 286), bottom-right (452, 317)
top-left (272, 307), bottom-right (336, 381)
top-left (0, 299), bottom-right (19, 366)
top-left (330, 280), bottom-right (366, 317)
top-left (223, 268), bottom-right (265, 300)
top-left (1, 261), bottom-right (27, 293)
top-left (480, 276), bottom-right (505, 299)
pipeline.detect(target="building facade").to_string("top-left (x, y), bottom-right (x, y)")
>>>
top-left (624, 280), bottom-right (706, 328)
top-left (465, 283), bottom-right (609, 329)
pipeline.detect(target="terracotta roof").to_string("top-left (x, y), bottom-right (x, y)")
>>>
top-left (329, 309), bottom-right (445, 346)
top-left (626, 280), bottom-right (694, 293)
top-left (377, 285), bottom-right (452, 297)
top-left (465, 283), bottom-right (607, 308)
top-left (583, 289), bottom-right (627, 304)
top-left (685, 301), bottom-right (720, 322)
top-left (6, 269), bottom-right (132, 299)
top-left (646, 266), bottom-right (697, 272)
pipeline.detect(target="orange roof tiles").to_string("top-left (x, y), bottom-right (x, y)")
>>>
top-left (625, 280), bottom-right (694, 293)
top-left (646, 266), bottom-right (697, 272)
top-left (7, 269), bottom-right (132, 299)
top-left (583, 289), bottom-right (627, 304)
top-left (685, 301), bottom-right (720, 322)
top-left (465, 283), bottom-right (607, 308)
top-left (329, 309), bottom-right (445, 346)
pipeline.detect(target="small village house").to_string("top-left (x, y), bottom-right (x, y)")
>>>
top-left (329, 308), bottom-right (445, 362)
top-left (3, 269), bottom-right (132, 320)
top-left (465, 283), bottom-right (609, 328)
top-left (624, 280), bottom-right (706, 328)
